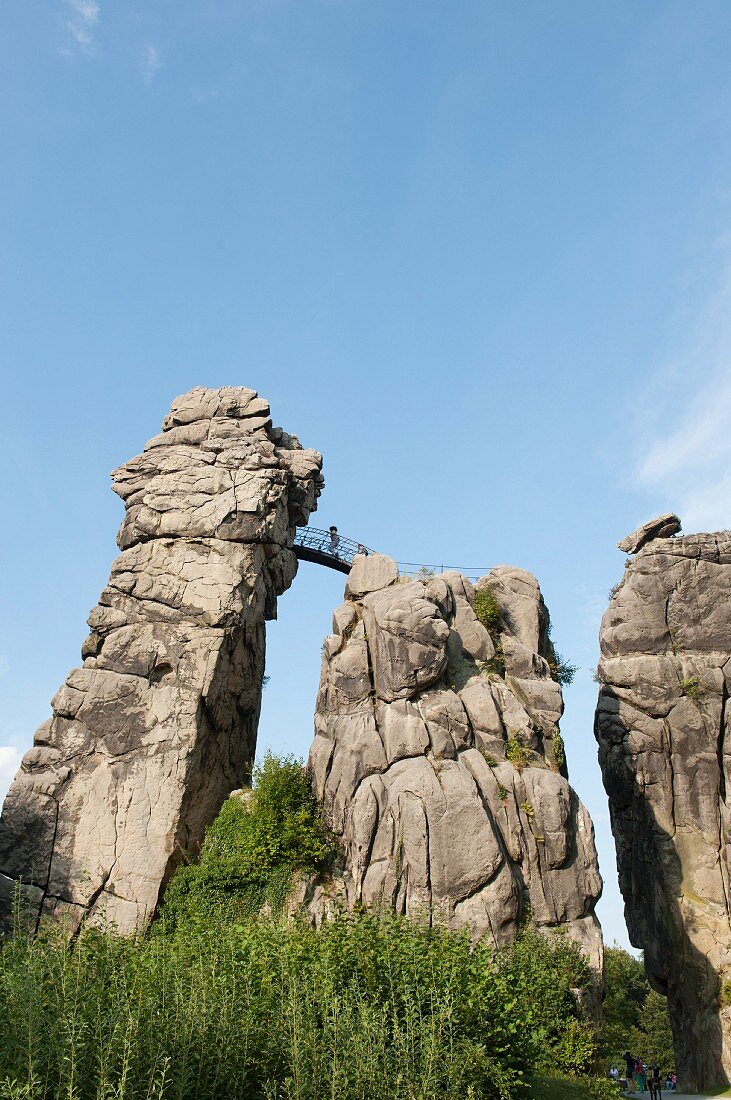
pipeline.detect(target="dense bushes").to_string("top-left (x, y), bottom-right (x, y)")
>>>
top-left (496, 930), bottom-right (597, 1075)
top-left (160, 754), bottom-right (335, 929)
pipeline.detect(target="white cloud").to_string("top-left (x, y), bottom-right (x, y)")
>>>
top-left (64, 0), bottom-right (100, 55)
top-left (0, 746), bottom-right (21, 807)
top-left (633, 264), bottom-right (731, 534)
top-left (142, 43), bottom-right (160, 86)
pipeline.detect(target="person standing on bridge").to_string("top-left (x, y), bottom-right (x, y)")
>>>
top-left (328, 526), bottom-right (340, 556)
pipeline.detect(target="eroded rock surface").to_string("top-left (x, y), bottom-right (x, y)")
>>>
top-left (595, 526), bottom-right (731, 1090)
top-left (0, 387), bottom-right (322, 935)
top-left (308, 554), bottom-right (602, 973)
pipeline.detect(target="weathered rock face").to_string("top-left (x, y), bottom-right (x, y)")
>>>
top-left (0, 387), bottom-right (322, 935)
top-left (595, 522), bottom-right (731, 1091)
top-left (308, 554), bottom-right (603, 972)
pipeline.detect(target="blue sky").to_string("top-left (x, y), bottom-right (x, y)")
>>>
top-left (2, 1), bottom-right (731, 951)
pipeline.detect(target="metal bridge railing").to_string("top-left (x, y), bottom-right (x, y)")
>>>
top-left (293, 527), bottom-right (374, 569)
top-left (293, 527), bottom-right (490, 581)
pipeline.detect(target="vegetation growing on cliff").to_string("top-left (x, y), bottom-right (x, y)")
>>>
top-left (474, 587), bottom-right (503, 633)
top-left (161, 753), bottom-right (334, 928)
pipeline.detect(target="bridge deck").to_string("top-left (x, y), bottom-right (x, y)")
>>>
top-left (292, 527), bottom-right (373, 574)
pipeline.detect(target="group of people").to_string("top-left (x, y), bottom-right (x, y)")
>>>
top-left (610, 1055), bottom-right (677, 1095)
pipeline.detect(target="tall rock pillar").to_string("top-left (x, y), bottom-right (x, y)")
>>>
top-left (0, 387), bottom-right (323, 935)
top-left (595, 517), bottom-right (731, 1090)
top-left (308, 555), bottom-right (603, 977)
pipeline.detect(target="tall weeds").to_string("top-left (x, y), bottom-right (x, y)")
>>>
top-left (0, 914), bottom-right (562, 1100)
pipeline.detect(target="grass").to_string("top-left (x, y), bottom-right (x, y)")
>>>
top-left (531, 1075), bottom-right (622, 1100)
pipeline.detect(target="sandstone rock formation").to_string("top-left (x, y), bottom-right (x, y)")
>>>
top-left (616, 512), bottom-right (682, 555)
top-left (595, 521), bottom-right (731, 1090)
top-left (308, 554), bottom-right (603, 972)
top-left (0, 387), bottom-right (322, 935)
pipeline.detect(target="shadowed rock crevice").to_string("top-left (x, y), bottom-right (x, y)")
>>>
top-left (0, 387), bottom-right (323, 936)
top-left (306, 555), bottom-right (603, 981)
top-left (595, 520), bottom-right (731, 1091)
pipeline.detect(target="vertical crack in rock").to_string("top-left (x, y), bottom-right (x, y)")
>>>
top-left (306, 554), bottom-right (603, 990)
top-left (595, 518), bottom-right (731, 1091)
top-left (0, 386), bottom-right (323, 936)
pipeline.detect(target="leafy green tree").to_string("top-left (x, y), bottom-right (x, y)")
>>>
top-left (629, 990), bottom-right (674, 1071)
top-left (599, 946), bottom-right (674, 1073)
top-left (600, 946), bottom-right (647, 1061)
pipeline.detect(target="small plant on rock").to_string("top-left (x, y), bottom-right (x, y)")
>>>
top-left (551, 730), bottom-right (565, 770)
top-left (548, 653), bottom-right (577, 686)
top-left (497, 782), bottom-right (509, 801)
top-left (506, 736), bottom-right (530, 771)
top-left (521, 801), bottom-right (534, 819)
top-left (679, 675), bottom-right (704, 701)
top-left (473, 587), bottom-right (502, 632)
top-left (545, 623), bottom-right (576, 686)
top-left (482, 637), bottom-right (506, 679)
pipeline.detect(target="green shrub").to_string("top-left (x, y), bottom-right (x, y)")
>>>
top-left (551, 730), bottom-right (566, 770)
top-left (474, 587), bottom-right (503, 632)
top-left (496, 928), bottom-right (596, 1076)
top-left (532, 1074), bottom-right (622, 1100)
top-left (678, 675), bottom-right (704, 701)
top-left (161, 753), bottom-right (335, 929)
top-left (506, 736), bottom-right (530, 771)
top-left (598, 946), bottom-right (674, 1072)
top-left (548, 654), bottom-right (577, 686)
top-left (551, 1017), bottom-right (597, 1074)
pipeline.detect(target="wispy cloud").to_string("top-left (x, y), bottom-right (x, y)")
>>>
top-left (191, 63), bottom-right (249, 106)
top-left (63, 0), bottom-right (100, 55)
top-left (142, 43), bottom-right (160, 86)
top-left (633, 262), bottom-right (731, 534)
top-left (0, 746), bottom-right (21, 807)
